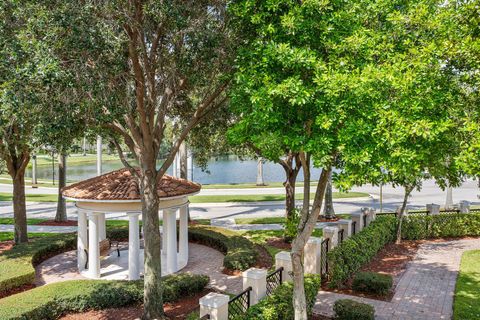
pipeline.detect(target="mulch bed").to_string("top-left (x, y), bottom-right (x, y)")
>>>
top-left (266, 237), bottom-right (292, 250)
top-left (0, 240), bottom-right (14, 254)
top-left (59, 289), bottom-right (212, 320)
top-left (317, 216), bottom-right (340, 222)
top-left (37, 220), bottom-right (78, 226)
top-left (322, 240), bottom-right (422, 301)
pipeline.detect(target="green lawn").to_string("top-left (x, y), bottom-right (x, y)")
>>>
top-left (236, 214), bottom-right (351, 225)
top-left (240, 228), bottom-right (323, 258)
top-left (190, 191), bottom-right (368, 203)
top-left (454, 249), bottom-right (480, 320)
top-left (27, 153), bottom-right (120, 168)
top-left (0, 232), bottom-right (60, 241)
top-left (0, 193), bottom-right (60, 202)
top-left (0, 191), bottom-right (367, 203)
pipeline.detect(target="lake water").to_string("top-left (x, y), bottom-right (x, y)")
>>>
top-left (25, 155), bottom-right (323, 185)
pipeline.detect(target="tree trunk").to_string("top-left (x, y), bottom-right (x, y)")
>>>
top-left (55, 153), bottom-right (67, 222)
top-left (140, 166), bottom-right (166, 320)
top-left (396, 186), bottom-right (412, 244)
top-left (291, 163), bottom-right (331, 320)
top-left (12, 169), bottom-right (28, 244)
top-left (284, 173), bottom-right (296, 219)
top-left (323, 170), bottom-right (335, 219)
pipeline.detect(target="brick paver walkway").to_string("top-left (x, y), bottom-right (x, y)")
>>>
top-left (314, 238), bottom-right (480, 320)
top-left (35, 243), bottom-right (242, 294)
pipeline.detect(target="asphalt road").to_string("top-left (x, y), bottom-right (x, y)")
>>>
top-left (0, 179), bottom-right (478, 221)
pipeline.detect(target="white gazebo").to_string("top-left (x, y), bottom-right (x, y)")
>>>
top-left (62, 168), bottom-right (201, 280)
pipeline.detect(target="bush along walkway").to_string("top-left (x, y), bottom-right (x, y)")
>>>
top-left (314, 238), bottom-right (480, 320)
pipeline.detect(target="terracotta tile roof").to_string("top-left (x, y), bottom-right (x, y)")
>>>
top-left (61, 168), bottom-right (201, 201)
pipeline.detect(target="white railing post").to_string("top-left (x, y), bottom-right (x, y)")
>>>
top-left (242, 268), bottom-right (267, 305)
top-left (337, 219), bottom-right (352, 239)
top-left (275, 251), bottom-right (292, 282)
top-left (459, 200), bottom-right (470, 213)
top-left (322, 226), bottom-right (339, 250)
top-left (426, 203), bottom-right (440, 215)
top-left (304, 237), bottom-right (322, 275)
top-left (350, 212), bottom-right (364, 232)
top-left (199, 293), bottom-right (229, 320)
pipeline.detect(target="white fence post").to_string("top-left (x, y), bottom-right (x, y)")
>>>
top-left (242, 268), bottom-right (267, 305)
top-left (350, 212), bottom-right (364, 233)
top-left (426, 203), bottom-right (441, 215)
top-left (304, 237), bottom-right (322, 275)
top-left (337, 219), bottom-right (352, 239)
top-left (459, 200), bottom-right (470, 213)
top-left (275, 251), bottom-right (292, 282)
top-left (199, 292), bottom-right (230, 320)
top-left (322, 226), bottom-right (339, 250)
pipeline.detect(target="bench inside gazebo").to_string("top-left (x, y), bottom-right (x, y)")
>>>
top-left (62, 168), bottom-right (201, 280)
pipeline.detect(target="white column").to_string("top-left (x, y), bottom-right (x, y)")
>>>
top-left (323, 226), bottom-right (339, 250)
top-left (275, 251), bottom-right (292, 282)
top-left (337, 219), bottom-right (352, 239)
top-left (161, 210), bottom-right (167, 253)
top-left (179, 204), bottom-right (189, 264)
top-left (98, 212), bottom-right (106, 241)
top-left (87, 212), bottom-right (100, 278)
top-left (304, 237), bottom-right (322, 275)
top-left (77, 209), bottom-right (88, 272)
top-left (199, 292), bottom-right (229, 320)
top-left (32, 154), bottom-right (37, 186)
top-left (256, 159), bottom-right (264, 186)
top-left (165, 208), bottom-right (178, 273)
top-left (445, 186), bottom-right (453, 209)
top-left (127, 212), bottom-right (141, 280)
top-left (96, 135), bottom-right (102, 176)
top-left (242, 268), bottom-right (267, 305)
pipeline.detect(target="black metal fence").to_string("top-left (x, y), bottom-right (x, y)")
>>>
top-left (363, 214), bottom-right (367, 227)
top-left (266, 267), bottom-right (283, 296)
top-left (338, 228), bottom-right (344, 244)
top-left (352, 221), bottom-right (356, 235)
top-left (228, 286), bottom-right (252, 320)
top-left (199, 314), bottom-right (210, 319)
top-left (320, 237), bottom-right (329, 277)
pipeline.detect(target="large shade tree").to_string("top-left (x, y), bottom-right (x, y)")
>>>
top-left (60, 1), bottom-right (238, 318)
top-left (230, 0), bottom-right (466, 318)
top-left (0, 0), bottom-right (86, 242)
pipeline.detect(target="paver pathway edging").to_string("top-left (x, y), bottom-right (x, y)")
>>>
top-left (313, 238), bottom-right (480, 320)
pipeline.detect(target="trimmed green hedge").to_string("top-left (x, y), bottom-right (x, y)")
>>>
top-left (352, 272), bottom-right (393, 295)
top-left (333, 299), bottom-right (374, 320)
top-left (327, 216), bottom-right (397, 288)
top-left (0, 273), bottom-right (208, 320)
top-left (243, 275), bottom-right (321, 319)
top-left (0, 234), bottom-right (77, 293)
top-left (188, 226), bottom-right (257, 270)
top-left (402, 213), bottom-right (480, 240)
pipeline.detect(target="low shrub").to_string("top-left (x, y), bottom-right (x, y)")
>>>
top-left (327, 216), bottom-right (397, 288)
top-left (402, 213), bottom-right (480, 240)
top-left (243, 275), bottom-right (321, 319)
top-left (0, 234), bottom-right (76, 293)
top-left (333, 299), bottom-right (374, 320)
top-left (352, 272), bottom-right (392, 295)
top-left (188, 226), bottom-right (257, 270)
top-left (0, 273), bottom-right (208, 320)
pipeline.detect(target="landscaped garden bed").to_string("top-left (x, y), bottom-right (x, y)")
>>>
top-left (0, 274), bottom-right (208, 320)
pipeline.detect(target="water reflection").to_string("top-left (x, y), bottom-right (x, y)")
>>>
top-left (25, 155), bottom-right (323, 185)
